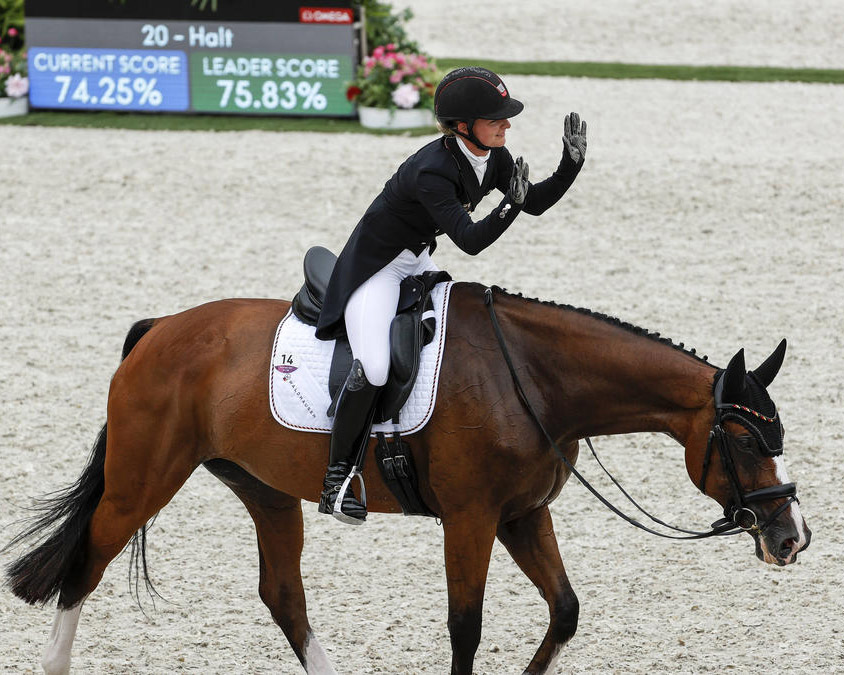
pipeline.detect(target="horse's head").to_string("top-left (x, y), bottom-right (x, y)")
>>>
top-left (686, 339), bottom-right (811, 565)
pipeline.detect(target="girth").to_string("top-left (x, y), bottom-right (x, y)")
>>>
top-left (291, 246), bottom-right (451, 424)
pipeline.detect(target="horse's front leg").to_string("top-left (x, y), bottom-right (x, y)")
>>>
top-left (497, 505), bottom-right (579, 675)
top-left (442, 512), bottom-right (498, 675)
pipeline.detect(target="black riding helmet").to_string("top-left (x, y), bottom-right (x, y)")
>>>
top-left (434, 67), bottom-right (524, 150)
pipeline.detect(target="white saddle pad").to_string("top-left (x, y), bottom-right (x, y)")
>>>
top-left (269, 281), bottom-right (453, 435)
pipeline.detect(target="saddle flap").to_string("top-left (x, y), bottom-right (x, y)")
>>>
top-left (330, 314), bottom-right (421, 424)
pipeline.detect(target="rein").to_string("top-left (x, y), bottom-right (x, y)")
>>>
top-left (483, 288), bottom-right (795, 541)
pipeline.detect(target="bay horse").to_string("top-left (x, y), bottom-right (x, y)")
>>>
top-left (4, 282), bottom-right (811, 674)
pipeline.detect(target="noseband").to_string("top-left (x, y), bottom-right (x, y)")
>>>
top-left (700, 372), bottom-right (799, 535)
top-left (484, 288), bottom-right (798, 540)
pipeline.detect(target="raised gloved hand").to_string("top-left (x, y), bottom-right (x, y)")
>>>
top-left (509, 156), bottom-right (529, 205)
top-left (562, 112), bottom-right (587, 164)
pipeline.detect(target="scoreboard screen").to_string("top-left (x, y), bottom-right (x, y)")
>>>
top-left (26, 0), bottom-right (357, 116)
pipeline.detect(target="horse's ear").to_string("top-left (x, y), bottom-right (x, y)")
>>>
top-left (722, 348), bottom-right (747, 402)
top-left (753, 338), bottom-right (787, 388)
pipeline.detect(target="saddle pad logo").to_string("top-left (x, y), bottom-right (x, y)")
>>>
top-left (275, 365), bottom-right (298, 374)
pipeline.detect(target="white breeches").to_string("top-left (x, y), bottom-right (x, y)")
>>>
top-left (344, 248), bottom-right (439, 386)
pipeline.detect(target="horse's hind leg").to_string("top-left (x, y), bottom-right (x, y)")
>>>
top-left (204, 459), bottom-right (337, 675)
top-left (59, 427), bottom-right (196, 605)
top-left (497, 505), bottom-right (579, 675)
top-left (44, 421), bottom-right (197, 674)
top-left (41, 601), bottom-right (85, 675)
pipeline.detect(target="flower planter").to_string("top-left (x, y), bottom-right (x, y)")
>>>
top-left (358, 106), bottom-right (434, 130)
top-left (0, 96), bottom-right (28, 118)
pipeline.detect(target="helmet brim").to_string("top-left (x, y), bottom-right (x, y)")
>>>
top-left (485, 97), bottom-right (524, 120)
top-left (437, 97), bottom-right (524, 122)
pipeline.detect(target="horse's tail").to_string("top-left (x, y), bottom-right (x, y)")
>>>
top-left (4, 318), bottom-right (157, 607)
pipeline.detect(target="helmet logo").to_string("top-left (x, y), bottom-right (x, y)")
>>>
top-left (496, 83), bottom-right (507, 97)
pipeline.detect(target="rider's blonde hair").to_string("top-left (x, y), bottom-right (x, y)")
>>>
top-left (437, 120), bottom-right (457, 136)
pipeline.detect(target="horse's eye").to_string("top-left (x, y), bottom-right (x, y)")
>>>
top-left (736, 436), bottom-right (754, 451)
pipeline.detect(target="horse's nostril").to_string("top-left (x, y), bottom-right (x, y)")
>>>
top-left (779, 538), bottom-right (797, 559)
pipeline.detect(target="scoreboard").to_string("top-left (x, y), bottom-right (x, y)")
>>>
top-left (26, 0), bottom-right (357, 116)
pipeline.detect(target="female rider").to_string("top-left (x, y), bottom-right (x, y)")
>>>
top-left (316, 66), bottom-right (588, 523)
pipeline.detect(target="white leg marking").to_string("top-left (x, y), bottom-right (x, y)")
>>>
top-left (41, 597), bottom-right (86, 675)
top-left (544, 643), bottom-right (564, 674)
top-left (773, 456), bottom-right (808, 556)
top-left (303, 631), bottom-right (338, 675)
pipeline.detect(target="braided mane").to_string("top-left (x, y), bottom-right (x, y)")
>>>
top-left (491, 285), bottom-right (714, 366)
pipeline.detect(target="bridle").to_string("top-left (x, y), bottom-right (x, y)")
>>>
top-left (700, 372), bottom-right (799, 535)
top-left (483, 288), bottom-right (799, 540)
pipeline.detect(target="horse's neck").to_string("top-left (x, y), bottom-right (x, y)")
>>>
top-left (504, 297), bottom-right (717, 444)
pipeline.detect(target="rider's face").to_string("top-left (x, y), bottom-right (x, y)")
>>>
top-left (458, 118), bottom-right (510, 154)
top-left (474, 118), bottom-right (510, 148)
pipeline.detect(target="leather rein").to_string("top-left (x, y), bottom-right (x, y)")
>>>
top-left (483, 288), bottom-right (798, 540)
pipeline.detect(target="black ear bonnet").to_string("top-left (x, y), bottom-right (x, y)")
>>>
top-left (715, 370), bottom-right (784, 456)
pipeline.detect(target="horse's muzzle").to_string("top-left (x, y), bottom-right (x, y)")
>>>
top-left (756, 521), bottom-right (812, 566)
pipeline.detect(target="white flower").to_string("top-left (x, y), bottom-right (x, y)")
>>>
top-left (4, 73), bottom-right (28, 98)
top-left (391, 82), bottom-right (419, 109)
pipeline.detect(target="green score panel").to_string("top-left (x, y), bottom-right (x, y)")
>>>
top-left (191, 52), bottom-right (354, 116)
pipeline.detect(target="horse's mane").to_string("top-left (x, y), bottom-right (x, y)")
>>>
top-left (492, 285), bottom-right (714, 366)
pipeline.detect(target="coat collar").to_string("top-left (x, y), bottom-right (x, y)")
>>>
top-left (444, 136), bottom-right (497, 207)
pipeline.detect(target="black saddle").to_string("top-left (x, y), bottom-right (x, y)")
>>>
top-left (292, 246), bottom-right (451, 424)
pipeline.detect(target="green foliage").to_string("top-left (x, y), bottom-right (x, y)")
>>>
top-left (0, 0), bottom-right (24, 41)
top-left (353, 0), bottom-right (418, 54)
top-left (346, 2), bottom-right (437, 110)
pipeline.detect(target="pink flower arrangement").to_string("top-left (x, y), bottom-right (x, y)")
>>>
top-left (346, 43), bottom-right (438, 111)
top-left (0, 27), bottom-right (27, 100)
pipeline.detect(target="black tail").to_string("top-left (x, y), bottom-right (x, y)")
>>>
top-left (3, 318), bottom-right (157, 607)
top-left (121, 317), bottom-right (155, 360)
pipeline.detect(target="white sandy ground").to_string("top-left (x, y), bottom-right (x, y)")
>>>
top-left (392, 0), bottom-right (844, 69)
top-left (1, 73), bottom-right (843, 674)
top-left (2, 1), bottom-right (844, 668)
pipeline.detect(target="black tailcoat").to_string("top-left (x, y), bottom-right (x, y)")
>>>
top-left (315, 135), bottom-right (582, 340)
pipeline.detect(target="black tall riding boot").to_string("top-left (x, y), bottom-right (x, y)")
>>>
top-left (318, 359), bottom-right (381, 524)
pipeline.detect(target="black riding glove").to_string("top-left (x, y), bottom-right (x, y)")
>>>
top-left (509, 156), bottom-right (529, 205)
top-left (562, 112), bottom-right (587, 165)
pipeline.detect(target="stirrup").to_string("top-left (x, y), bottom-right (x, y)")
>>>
top-left (320, 466), bottom-right (367, 525)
